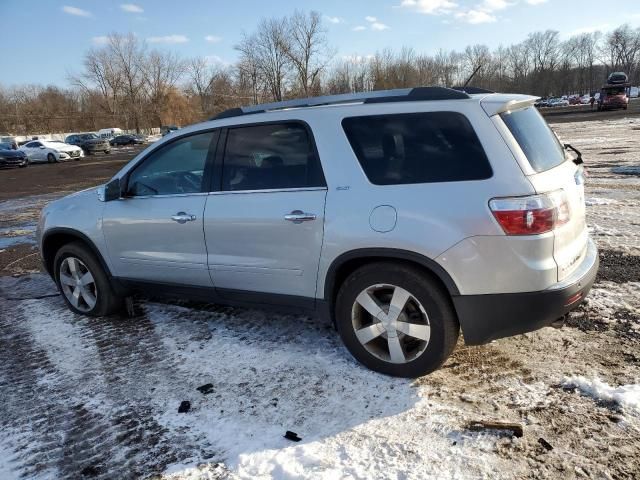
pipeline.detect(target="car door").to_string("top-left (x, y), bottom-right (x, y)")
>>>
top-left (24, 141), bottom-right (45, 162)
top-left (102, 130), bottom-right (219, 287)
top-left (203, 121), bottom-right (327, 302)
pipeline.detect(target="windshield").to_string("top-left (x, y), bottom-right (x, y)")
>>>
top-left (603, 87), bottom-right (625, 96)
top-left (500, 106), bottom-right (566, 173)
top-left (0, 143), bottom-right (11, 150)
top-left (81, 134), bottom-right (99, 140)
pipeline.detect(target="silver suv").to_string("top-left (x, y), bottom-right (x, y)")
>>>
top-left (37, 87), bottom-right (598, 377)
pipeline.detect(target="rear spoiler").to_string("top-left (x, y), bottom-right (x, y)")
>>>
top-left (480, 94), bottom-right (539, 116)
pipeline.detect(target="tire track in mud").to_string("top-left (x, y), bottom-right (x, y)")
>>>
top-left (0, 276), bottom-right (218, 479)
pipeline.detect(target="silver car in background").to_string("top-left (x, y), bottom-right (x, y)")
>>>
top-left (37, 87), bottom-right (598, 377)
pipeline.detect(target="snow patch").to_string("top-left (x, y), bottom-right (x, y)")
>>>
top-left (563, 376), bottom-right (640, 412)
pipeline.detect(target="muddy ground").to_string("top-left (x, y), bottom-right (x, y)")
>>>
top-left (0, 118), bottom-right (639, 479)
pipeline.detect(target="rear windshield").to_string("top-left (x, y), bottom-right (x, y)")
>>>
top-left (500, 106), bottom-right (565, 173)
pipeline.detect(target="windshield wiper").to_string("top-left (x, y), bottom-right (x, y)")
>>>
top-left (564, 143), bottom-right (583, 165)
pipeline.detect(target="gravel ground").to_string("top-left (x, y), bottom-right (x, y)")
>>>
top-left (0, 119), bottom-right (639, 479)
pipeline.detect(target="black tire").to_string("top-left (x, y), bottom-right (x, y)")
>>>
top-left (47, 153), bottom-right (57, 163)
top-left (104, 150), bottom-right (111, 154)
top-left (335, 262), bottom-right (459, 377)
top-left (54, 241), bottom-right (124, 316)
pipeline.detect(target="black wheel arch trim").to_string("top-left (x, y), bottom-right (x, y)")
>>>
top-left (323, 248), bottom-right (460, 301)
top-left (41, 227), bottom-right (114, 280)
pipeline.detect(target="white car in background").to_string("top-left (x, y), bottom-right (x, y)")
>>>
top-left (19, 140), bottom-right (84, 163)
top-left (548, 98), bottom-right (570, 107)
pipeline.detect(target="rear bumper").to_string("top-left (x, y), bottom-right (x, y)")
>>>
top-left (453, 238), bottom-right (599, 345)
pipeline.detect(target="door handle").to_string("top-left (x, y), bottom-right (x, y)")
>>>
top-left (284, 210), bottom-right (317, 224)
top-left (171, 212), bottom-right (197, 224)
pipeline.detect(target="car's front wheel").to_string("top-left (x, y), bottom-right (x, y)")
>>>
top-left (54, 242), bottom-right (123, 316)
top-left (47, 153), bottom-right (57, 163)
top-left (335, 262), bottom-right (459, 377)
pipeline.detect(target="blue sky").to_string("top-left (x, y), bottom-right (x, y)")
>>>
top-left (1, 0), bottom-right (639, 87)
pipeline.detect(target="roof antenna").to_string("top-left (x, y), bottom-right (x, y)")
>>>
top-left (463, 64), bottom-right (483, 88)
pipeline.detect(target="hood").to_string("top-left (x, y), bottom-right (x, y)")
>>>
top-left (0, 149), bottom-right (26, 158)
top-left (63, 185), bottom-right (101, 199)
top-left (56, 144), bottom-right (81, 152)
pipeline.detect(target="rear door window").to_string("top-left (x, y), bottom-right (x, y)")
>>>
top-left (500, 106), bottom-right (565, 173)
top-left (341, 112), bottom-right (492, 185)
top-left (221, 122), bottom-right (325, 191)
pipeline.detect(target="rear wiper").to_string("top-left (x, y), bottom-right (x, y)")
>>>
top-left (564, 143), bottom-right (583, 165)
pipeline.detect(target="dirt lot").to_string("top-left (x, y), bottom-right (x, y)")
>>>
top-left (540, 97), bottom-right (640, 123)
top-left (0, 118), bottom-right (639, 480)
top-left (0, 145), bottom-right (145, 202)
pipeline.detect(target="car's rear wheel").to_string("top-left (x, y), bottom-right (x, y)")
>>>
top-left (335, 262), bottom-right (459, 377)
top-left (47, 153), bottom-right (57, 163)
top-left (54, 242), bottom-right (123, 316)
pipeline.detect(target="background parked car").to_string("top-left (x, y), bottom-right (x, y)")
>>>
top-left (580, 94), bottom-right (592, 104)
top-left (19, 140), bottom-right (83, 163)
top-left (0, 142), bottom-right (28, 168)
top-left (98, 127), bottom-right (123, 139)
top-left (65, 133), bottom-right (111, 155)
top-left (109, 134), bottom-right (145, 146)
top-left (0, 136), bottom-right (19, 150)
top-left (548, 98), bottom-right (570, 107)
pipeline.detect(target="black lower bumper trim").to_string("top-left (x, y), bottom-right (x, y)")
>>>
top-left (453, 248), bottom-right (599, 345)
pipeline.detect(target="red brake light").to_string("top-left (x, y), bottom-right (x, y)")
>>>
top-left (489, 191), bottom-right (570, 236)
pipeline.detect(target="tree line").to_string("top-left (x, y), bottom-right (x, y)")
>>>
top-left (1, 11), bottom-right (639, 136)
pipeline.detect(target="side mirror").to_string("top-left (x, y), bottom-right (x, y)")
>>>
top-left (104, 177), bottom-right (123, 202)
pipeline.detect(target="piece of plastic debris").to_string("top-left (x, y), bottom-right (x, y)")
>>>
top-left (538, 437), bottom-right (553, 451)
top-left (197, 383), bottom-right (215, 395)
top-left (178, 401), bottom-right (191, 413)
top-left (284, 431), bottom-right (302, 442)
top-left (467, 420), bottom-right (523, 438)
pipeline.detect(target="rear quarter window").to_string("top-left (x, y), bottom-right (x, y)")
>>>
top-left (500, 106), bottom-right (565, 173)
top-left (341, 112), bottom-right (492, 185)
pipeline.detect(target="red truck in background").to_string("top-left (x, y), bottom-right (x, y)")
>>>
top-left (598, 72), bottom-right (631, 111)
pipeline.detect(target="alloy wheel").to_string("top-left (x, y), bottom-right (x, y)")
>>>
top-left (59, 257), bottom-right (98, 312)
top-left (351, 284), bottom-right (431, 364)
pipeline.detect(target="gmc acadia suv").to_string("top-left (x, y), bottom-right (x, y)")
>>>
top-left (37, 87), bottom-right (599, 377)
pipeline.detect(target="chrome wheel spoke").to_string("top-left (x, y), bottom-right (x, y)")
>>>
top-left (67, 257), bottom-right (79, 278)
top-left (396, 321), bottom-right (430, 341)
top-left (355, 323), bottom-right (384, 344)
top-left (70, 287), bottom-right (81, 307)
top-left (79, 271), bottom-right (94, 286)
top-left (59, 273), bottom-right (75, 286)
top-left (355, 291), bottom-right (383, 317)
top-left (388, 286), bottom-right (411, 322)
top-left (80, 289), bottom-right (97, 309)
top-left (387, 336), bottom-right (406, 364)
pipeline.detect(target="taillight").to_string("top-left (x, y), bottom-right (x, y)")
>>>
top-left (489, 190), bottom-right (570, 235)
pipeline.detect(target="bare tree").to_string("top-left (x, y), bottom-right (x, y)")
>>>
top-left (142, 50), bottom-right (186, 128)
top-left (284, 10), bottom-right (333, 96)
top-left (236, 18), bottom-right (290, 102)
